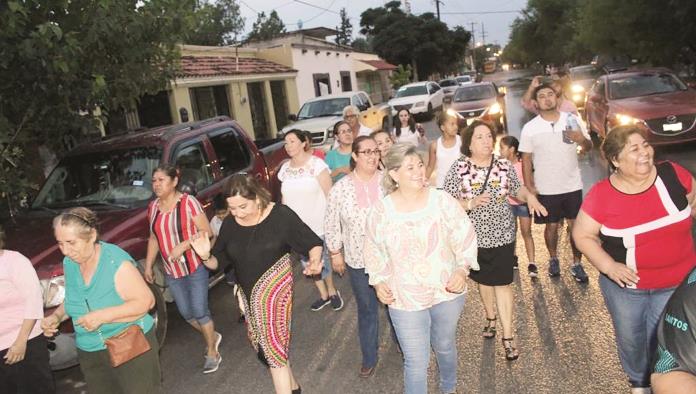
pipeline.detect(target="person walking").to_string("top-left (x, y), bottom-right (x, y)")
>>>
top-left (519, 83), bottom-right (593, 281)
top-left (364, 143), bottom-right (479, 394)
top-left (521, 76), bottom-right (579, 116)
top-left (0, 225), bottom-right (55, 394)
top-left (190, 174), bottom-right (323, 394)
top-left (42, 208), bottom-right (161, 393)
top-left (573, 126), bottom-right (696, 393)
top-left (325, 135), bottom-right (389, 378)
top-left (326, 121), bottom-right (355, 183)
top-left (279, 130), bottom-right (343, 311)
top-left (370, 130), bottom-right (393, 170)
top-left (143, 164), bottom-right (221, 374)
top-left (443, 120), bottom-right (546, 361)
top-left (426, 110), bottom-right (462, 189)
top-left (499, 135), bottom-right (537, 274)
top-left (392, 109), bottom-right (426, 147)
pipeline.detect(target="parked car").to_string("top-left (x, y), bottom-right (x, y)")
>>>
top-left (388, 81), bottom-right (445, 119)
top-left (439, 78), bottom-right (460, 105)
top-left (448, 82), bottom-right (507, 133)
top-left (455, 75), bottom-right (474, 85)
top-left (585, 68), bottom-right (696, 145)
top-left (569, 65), bottom-right (604, 116)
top-left (280, 91), bottom-right (391, 146)
top-left (2, 116), bottom-right (288, 370)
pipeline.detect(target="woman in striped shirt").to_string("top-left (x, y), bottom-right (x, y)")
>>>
top-left (144, 164), bottom-right (222, 374)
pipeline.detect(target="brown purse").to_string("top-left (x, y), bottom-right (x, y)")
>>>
top-left (103, 324), bottom-right (151, 367)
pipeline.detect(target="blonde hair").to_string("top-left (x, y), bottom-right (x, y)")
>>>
top-left (381, 143), bottom-right (423, 194)
top-left (53, 207), bottom-right (99, 241)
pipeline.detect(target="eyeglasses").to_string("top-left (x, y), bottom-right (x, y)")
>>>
top-left (344, 114), bottom-right (358, 119)
top-left (357, 149), bottom-right (380, 156)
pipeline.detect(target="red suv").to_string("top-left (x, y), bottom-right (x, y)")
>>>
top-left (3, 116), bottom-right (287, 370)
top-left (585, 68), bottom-right (696, 145)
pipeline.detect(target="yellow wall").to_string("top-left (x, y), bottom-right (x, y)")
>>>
top-left (256, 46), bottom-right (294, 68)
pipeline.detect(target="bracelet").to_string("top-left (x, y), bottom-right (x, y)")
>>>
top-left (329, 251), bottom-right (342, 256)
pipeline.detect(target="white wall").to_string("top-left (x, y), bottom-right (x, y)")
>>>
top-left (291, 49), bottom-right (357, 106)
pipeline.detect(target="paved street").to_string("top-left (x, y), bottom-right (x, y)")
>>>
top-left (54, 69), bottom-right (696, 393)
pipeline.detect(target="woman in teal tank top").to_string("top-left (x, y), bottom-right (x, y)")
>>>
top-left (41, 208), bottom-right (161, 394)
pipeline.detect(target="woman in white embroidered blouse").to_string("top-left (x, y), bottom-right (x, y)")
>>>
top-left (325, 135), bottom-right (392, 378)
top-left (363, 143), bottom-right (478, 394)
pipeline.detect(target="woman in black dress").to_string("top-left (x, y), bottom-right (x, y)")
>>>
top-left (190, 174), bottom-right (322, 394)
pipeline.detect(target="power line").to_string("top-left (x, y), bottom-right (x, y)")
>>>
top-left (238, 0), bottom-right (258, 14)
top-left (441, 10), bottom-right (522, 15)
top-left (292, 0), bottom-right (342, 15)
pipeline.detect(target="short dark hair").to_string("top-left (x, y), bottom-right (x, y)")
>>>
top-left (533, 83), bottom-right (559, 101)
top-left (601, 125), bottom-right (649, 171)
top-left (350, 136), bottom-right (375, 170)
top-left (333, 120), bottom-right (350, 136)
top-left (500, 135), bottom-right (520, 159)
top-left (153, 163), bottom-right (178, 180)
top-left (284, 129), bottom-right (311, 151)
top-left (213, 194), bottom-right (227, 211)
top-left (223, 174), bottom-right (271, 211)
top-left (460, 119), bottom-right (495, 157)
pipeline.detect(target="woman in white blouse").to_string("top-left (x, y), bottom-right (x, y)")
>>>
top-left (392, 109), bottom-right (426, 147)
top-left (364, 143), bottom-right (479, 394)
top-left (325, 135), bottom-right (389, 378)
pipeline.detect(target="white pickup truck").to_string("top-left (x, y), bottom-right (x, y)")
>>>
top-left (280, 91), bottom-right (392, 146)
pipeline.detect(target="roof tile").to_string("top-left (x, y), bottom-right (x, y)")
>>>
top-left (178, 56), bottom-right (296, 78)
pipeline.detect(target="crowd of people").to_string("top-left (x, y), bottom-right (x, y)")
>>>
top-left (3, 78), bottom-right (696, 394)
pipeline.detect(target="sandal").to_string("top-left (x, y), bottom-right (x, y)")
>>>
top-left (502, 337), bottom-right (519, 361)
top-left (482, 317), bottom-right (497, 339)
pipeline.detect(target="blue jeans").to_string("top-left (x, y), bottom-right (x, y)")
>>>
top-left (388, 294), bottom-right (466, 394)
top-left (301, 236), bottom-right (332, 280)
top-left (599, 275), bottom-right (675, 387)
top-left (348, 266), bottom-right (380, 368)
top-left (165, 264), bottom-right (211, 325)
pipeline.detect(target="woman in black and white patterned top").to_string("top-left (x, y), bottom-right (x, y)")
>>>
top-left (443, 120), bottom-right (546, 361)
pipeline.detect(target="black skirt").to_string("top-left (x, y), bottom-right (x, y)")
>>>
top-left (470, 242), bottom-right (515, 286)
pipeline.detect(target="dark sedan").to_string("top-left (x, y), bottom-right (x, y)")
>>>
top-left (448, 82), bottom-right (506, 133)
top-left (585, 68), bottom-right (696, 145)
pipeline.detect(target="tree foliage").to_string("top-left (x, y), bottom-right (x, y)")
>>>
top-left (247, 10), bottom-right (286, 41)
top-left (0, 0), bottom-right (192, 212)
top-left (504, 0), bottom-right (696, 69)
top-left (187, 0), bottom-right (245, 46)
top-left (359, 1), bottom-right (470, 80)
top-left (335, 8), bottom-right (352, 46)
top-left (351, 36), bottom-right (372, 52)
top-left (389, 64), bottom-right (412, 90)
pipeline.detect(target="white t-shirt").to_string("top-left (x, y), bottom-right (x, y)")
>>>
top-left (278, 156), bottom-right (329, 236)
top-left (395, 127), bottom-right (420, 146)
top-left (358, 124), bottom-right (373, 137)
top-left (435, 135), bottom-right (462, 188)
top-left (210, 215), bottom-right (223, 237)
top-left (518, 112), bottom-right (590, 195)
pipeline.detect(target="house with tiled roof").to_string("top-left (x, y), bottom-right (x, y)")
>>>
top-left (107, 44), bottom-right (300, 139)
top-left (245, 27), bottom-right (396, 107)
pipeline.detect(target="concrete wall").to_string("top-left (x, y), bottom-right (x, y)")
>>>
top-left (290, 49), bottom-right (357, 105)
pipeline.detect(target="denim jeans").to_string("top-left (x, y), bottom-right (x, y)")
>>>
top-left (300, 236), bottom-right (332, 280)
top-left (388, 294), bottom-right (466, 394)
top-left (165, 264), bottom-right (211, 325)
top-left (347, 266), bottom-right (380, 368)
top-left (599, 275), bottom-right (675, 387)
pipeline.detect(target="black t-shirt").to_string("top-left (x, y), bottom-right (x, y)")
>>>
top-left (211, 203), bottom-right (322, 298)
top-left (654, 267), bottom-right (696, 374)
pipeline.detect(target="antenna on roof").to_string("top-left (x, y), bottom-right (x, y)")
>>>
top-left (298, 19), bottom-right (303, 29)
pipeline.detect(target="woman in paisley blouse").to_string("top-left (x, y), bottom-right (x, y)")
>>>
top-left (364, 143), bottom-right (479, 394)
top-left (325, 135), bottom-right (389, 378)
top-left (443, 120), bottom-right (546, 361)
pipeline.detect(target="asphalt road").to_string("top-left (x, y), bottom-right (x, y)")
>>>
top-left (54, 69), bottom-right (696, 394)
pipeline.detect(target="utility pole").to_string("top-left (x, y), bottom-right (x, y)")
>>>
top-left (470, 22), bottom-right (476, 70)
top-left (435, 0), bottom-right (442, 21)
top-left (480, 23), bottom-right (487, 46)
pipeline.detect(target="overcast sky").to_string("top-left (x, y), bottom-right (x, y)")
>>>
top-left (236, 0), bottom-right (528, 46)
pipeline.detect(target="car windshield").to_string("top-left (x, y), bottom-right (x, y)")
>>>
top-left (609, 73), bottom-right (687, 100)
top-left (395, 85), bottom-right (428, 98)
top-left (453, 85), bottom-right (496, 102)
top-left (439, 79), bottom-right (458, 87)
top-left (456, 76), bottom-right (472, 83)
top-left (32, 147), bottom-right (161, 209)
top-left (297, 98), bottom-right (350, 119)
top-left (571, 67), bottom-right (602, 81)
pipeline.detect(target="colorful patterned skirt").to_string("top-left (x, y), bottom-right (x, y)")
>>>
top-left (239, 254), bottom-right (294, 368)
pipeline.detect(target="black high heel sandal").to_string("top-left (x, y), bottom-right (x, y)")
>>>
top-left (502, 337), bottom-right (519, 361)
top-left (482, 317), bottom-right (497, 339)
top-left (292, 385), bottom-right (301, 394)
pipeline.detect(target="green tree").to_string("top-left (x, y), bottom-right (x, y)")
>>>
top-left (187, 0), bottom-right (245, 46)
top-left (351, 37), bottom-right (372, 52)
top-left (389, 64), bottom-right (412, 90)
top-left (247, 10), bottom-right (286, 41)
top-left (0, 0), bottom-right (192, 212)
top-left (360, 1), bottom-right (470, 80)
top-left (335, 8), bottom-right (353, 46)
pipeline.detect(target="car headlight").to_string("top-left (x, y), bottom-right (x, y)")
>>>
top-left (571, 84), bottom-right (585, 93)
top-left (488, 103), bottom-right (502, 115)
top-left (40, 275), bottom-right (65, 308)
top-left (615, 113), bottom-right (642, 125)
top-left (414, 101), bottom-right (425, 107)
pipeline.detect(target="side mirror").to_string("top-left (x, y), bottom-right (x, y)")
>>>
top-left (288, 114), bottom-right (297, 122)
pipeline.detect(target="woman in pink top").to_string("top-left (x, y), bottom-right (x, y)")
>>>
top-left (499, 135), bottom-right (537, 276)
top-left (0, 225), bottom-right (55, 393)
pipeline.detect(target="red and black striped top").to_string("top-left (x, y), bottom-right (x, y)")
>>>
top-left (148, 194), bottom-right (205, 278)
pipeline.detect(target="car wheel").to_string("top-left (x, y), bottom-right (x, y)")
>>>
top-left (148, 282), bottom-right (168, 350)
